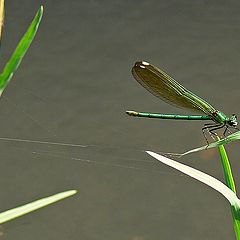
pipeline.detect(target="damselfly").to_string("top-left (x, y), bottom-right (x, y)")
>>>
top-left (126, 61), bottom-right (238, 141)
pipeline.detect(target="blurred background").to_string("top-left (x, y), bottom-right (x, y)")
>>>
top-left (0, 1), bottom-right (239, 239)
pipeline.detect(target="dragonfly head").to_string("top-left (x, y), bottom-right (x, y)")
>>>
top-left (228, 114), bottom-right (238, 126)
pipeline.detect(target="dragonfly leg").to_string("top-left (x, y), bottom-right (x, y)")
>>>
top-left (202, 128), bottom-right (210, 146)
top-left (202, 123), bottom-right (221, 135)
top-left (202, 123), bottom-right (225, 146)
top-left (223, 126), bottom-right (230, 136)
top-left (202, 123), bottom-right (221, 145)
top-left (223, 126), bottom-right (236, 137)
top-left (227, 126), bottom-right (240, 135)
top-left (222, 125), bottom-right (240, 137)
top-left (208, 124), bottom-right (225, 136)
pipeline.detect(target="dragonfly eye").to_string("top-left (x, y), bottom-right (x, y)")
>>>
top-left (229, 114), bottom-right (238, 126)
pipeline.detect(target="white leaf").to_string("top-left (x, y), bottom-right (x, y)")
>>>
top-left (146, 151), bottom-right (240, 209)
top-left (0, 190), bottom-right (77, 224)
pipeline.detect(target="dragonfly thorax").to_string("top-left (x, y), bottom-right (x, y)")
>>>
top-left (212, 111), bottom-right (238, 126)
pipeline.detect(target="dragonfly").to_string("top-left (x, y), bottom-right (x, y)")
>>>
top-left (126, 61), bottom-right (238, 141)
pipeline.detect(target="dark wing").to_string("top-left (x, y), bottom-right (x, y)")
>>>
top-left (132, 61), bottom-right (216, 115)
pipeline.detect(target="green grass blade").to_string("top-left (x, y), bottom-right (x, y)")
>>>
top-left (217, 143), bottom-right (236, 193)
top-left (233, 220), bottom-right (240, 240)
top-left (146, 151), bottom-right (240, 208)
top-left (0, 5), bottom-right (43, 95)
top-left (181, 131), bottom-right (240, 156)
top-left (0, 190), bottom-right (77, 224)
top-left (146, 150), bottom-right (240, 238)
top-left (217, 141), bottom-right (240, 239)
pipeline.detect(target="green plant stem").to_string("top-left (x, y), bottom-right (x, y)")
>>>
top-left (232, 216), bottom-right (240, 240)
top-left (217, 136), bottom-right (240, 239)
top-left (217, 143), bottom-right (236, 193)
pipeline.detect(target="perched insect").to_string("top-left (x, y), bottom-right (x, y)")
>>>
top-left (126, 61), bottom-right (238, 141)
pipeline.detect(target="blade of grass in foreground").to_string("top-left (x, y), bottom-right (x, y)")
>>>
top-left (146, 151), bottom-right (240, 211)
top-left (217, 141), bottom-right (236, 193)
top-left (0, 190), bottom-right (77, 224)
top-left (217, 142), bottom-right (240, 239)
top-left (181, 131), bottom-right (240, 156)
top-left (146, 151), bottom-right (240, 239)
top-left (0, 5), bottom-right (43, 96)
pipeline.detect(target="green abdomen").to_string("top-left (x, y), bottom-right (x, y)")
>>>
top-left (126, 111), bottom-right (211, 121)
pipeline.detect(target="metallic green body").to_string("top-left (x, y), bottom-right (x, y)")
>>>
top-left (126, 111), bottom-right (211, 120)
top-left (127, 61), bottom-right (238, 128)
top-left (212, 111), bottom-right (228, 124)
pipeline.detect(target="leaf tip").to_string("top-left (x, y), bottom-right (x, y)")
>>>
top-left (37, 5), bottom-right (44, 20)
top-left (145, 150), bottom-right (155, 157)
top-left (65, 190), bottom-right (77, 196)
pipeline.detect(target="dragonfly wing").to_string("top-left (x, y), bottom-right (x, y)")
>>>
top-left (132, 61), bottom-right (216, 115)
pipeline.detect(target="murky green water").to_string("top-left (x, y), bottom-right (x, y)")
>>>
top-left (0, 1), bottom-right (239, 239)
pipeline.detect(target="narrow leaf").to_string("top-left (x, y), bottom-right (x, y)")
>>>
top-left (217, 142), bottom-right (240, 239)
top-left (146, 151), bottom-right (240, 210)
top-left (0, 6), bottom-right (43, 95)
top-left (217, 142), bottom-right (236, 193)
top-left (182, 131), bottom-right (240, 156)
top-left (0, 190), bottom-right (77, 224)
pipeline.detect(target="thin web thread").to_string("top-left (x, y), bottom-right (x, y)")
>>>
top-left (0, 136), bottom-right (185, 177)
